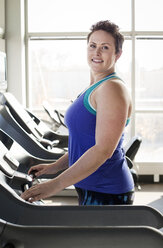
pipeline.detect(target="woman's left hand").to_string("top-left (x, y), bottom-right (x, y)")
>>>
top-left (21, 179), bottom-right (58, 203)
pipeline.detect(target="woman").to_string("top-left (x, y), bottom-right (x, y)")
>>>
top-left (21, 20), bottom-right (135, 205)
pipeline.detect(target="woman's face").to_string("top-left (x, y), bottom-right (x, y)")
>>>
top-left (87, 30), bottom-right (121, 75)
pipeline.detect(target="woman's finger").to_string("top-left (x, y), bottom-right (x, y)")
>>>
top-left (28, 194), bottom-right (42, 203)
top-left (21, 185), bottom-right (39, 200)
top-left (28, 166), bottom-right (37, 175)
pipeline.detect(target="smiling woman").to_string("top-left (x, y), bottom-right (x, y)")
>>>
top-left (26, 0), bottom-right (163, 179)
top-left (21, 20), bottom-right (135, 205)
top-left (87, 30), bottom-right (122, 78)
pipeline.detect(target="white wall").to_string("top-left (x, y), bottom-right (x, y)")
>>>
top-left (0, 0), bottom-right (5, 31)
top-left (0, 0), bottom-right (5, 52)
top-left (5, 0), bottom-right (26, 105)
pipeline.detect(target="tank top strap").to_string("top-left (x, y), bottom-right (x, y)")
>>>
top-left (83, 73), bottom-right (122, 115)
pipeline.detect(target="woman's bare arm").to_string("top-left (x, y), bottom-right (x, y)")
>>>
top-left (21, 80), bottom-right (131, 202)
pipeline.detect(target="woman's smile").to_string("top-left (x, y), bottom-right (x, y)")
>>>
top-left (92, 58), bottom-right (104, 63)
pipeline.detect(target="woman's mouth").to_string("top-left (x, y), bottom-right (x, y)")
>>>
top-left (92, 58), bottom-right (103, 63)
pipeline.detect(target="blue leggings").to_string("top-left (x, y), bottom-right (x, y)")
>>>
top-left (75, 187), bottom-right (135, 206)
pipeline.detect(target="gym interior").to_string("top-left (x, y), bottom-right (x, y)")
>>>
top-left (0, 0), bottom-right (163, 247)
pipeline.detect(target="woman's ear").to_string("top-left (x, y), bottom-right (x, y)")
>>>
top-left (115, 49), bottom-right (122, 62)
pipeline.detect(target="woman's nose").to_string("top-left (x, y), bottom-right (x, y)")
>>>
top-left (95, 47), bottom-right (101, 55)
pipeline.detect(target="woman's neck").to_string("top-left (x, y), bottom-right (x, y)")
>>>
top-left (90, 70), bottom-right (116, 85)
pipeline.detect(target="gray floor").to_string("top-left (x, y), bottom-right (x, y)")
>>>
top-left (134, 183), bottom-right (163, 214)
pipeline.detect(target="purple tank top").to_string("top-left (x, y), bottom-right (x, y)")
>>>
top-left (64, 74), bottom-right (134, 194)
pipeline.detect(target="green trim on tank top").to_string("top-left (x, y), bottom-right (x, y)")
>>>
top-left (83, 73), bottom-right (121, 115)
top-left (83, 73), bottom-right (130, 126)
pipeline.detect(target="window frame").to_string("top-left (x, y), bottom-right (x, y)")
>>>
top-left (24, 0), bottom-right (163, 175)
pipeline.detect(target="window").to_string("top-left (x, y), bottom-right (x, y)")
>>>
top-left (136, 113), bottom-right (163, 162)
top-left (26, 0), bottom-right (163, 163)
top-left (28, 0), bottom-right (131, 32)
top-left (135, 0), bottom-right (163, 31)
top-left (135, 39), bottom-right (163, 111)
top-left (28, 39), bottom-right (89, 111)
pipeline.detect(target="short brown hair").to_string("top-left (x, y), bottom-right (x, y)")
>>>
top-left (87, 20), bottom-right (124, 54)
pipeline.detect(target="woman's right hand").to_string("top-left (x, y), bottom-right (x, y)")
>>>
top-left (28, 163), bottom-right (50, 178)
top-left (28, 153), bottom-right (69, 179)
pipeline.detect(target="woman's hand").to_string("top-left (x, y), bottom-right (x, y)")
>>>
top-left (28, 164), bottom-right (50, 178)
top-left (21, 178), bottom-right (60, 202)
top-left (28, 153), bottom-right (69, 178)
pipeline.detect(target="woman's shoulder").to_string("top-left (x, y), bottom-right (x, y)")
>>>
top-left (98, 77), bottom-right (129, 97)
top-left (95, 77), bottom-right (132, 110)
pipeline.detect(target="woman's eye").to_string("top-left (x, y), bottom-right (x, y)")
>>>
top-left (90, 44), bottom-right (96, 48)
top-left (102, 46), bottom-right (109, 50)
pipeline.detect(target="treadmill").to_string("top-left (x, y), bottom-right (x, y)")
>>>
top-left (0, 218), bottom-right (163, 248)
top-left (0, 92), bottom-right (68, 149)
top-left (0, 146), bottom-right (163, 229)
top-left (0, 142), bottom-right (163, 247)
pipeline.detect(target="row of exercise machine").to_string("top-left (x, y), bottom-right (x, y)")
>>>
top-left (0, 92), bottom-right (162, 248)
